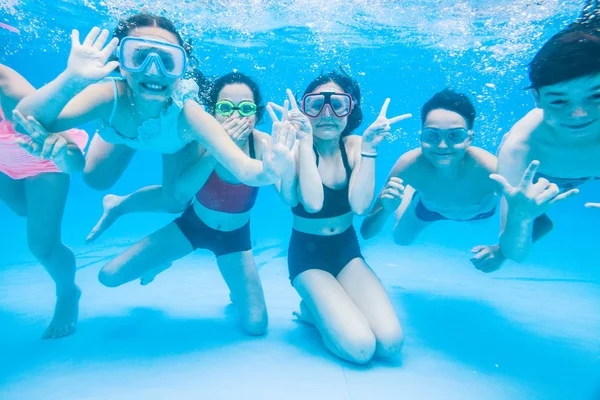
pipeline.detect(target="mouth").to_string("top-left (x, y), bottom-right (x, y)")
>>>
top-left (562, 120), bottom-right (596, 130)
top-left (317, 123), bottom-right (337, 128)
top-left (141, 82), bottom-right (168, 93)
top-left (432, 152), bottom-right (454, 156)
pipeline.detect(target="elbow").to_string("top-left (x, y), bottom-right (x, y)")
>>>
top-left (359, 224), bottom-right (373, 240)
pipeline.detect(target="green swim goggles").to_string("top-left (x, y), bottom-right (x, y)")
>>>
top-left (215, 100), bottom-right (258, 117)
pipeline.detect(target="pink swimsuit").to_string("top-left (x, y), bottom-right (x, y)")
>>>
top-left (0, 108), bottom-right (88, 179)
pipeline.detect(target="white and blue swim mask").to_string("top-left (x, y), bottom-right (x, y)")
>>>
top-left (116, 36), bottom-right (188, 79)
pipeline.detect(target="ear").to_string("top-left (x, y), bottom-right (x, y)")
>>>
top-left (531, 88), bottom-right (541, 107)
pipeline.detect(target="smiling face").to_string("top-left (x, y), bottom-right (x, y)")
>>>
top-left (420, 108), bottom-right (472, 168)
top-left (534, 72), bottom-right (600, 141)
top-left (120, 26), bottom-right (183, 102)
top-left (214, 83), bottom-right (257, 130)
top-left (305, 82), bottom-right (349, 140)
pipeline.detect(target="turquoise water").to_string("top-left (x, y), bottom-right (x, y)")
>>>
top-left (1, 1), bottom-right (599, 399)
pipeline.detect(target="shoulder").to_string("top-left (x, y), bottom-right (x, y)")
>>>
top-left (466, 146), bottom-right (497, 174)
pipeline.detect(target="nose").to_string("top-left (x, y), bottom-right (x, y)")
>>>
top-left (321, 105), bottom-right (333, 118)
top-left (144, 59), bottom-right (161, 76)
top-left (571, 106), bottom-right (588, 118)
top-left (437, 139), bottom-right (449, 149)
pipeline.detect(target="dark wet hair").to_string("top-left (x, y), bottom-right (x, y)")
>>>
top-left (112, 13), bottom-right (211, 101)
top-left (206, 72), bottom-right (265, 123)
top-left (302, 69), bottom-right (363, 136)
top-left (421, 89), bottom-right (476, 129)
top-left (528, 1), bottom-right (600, 89)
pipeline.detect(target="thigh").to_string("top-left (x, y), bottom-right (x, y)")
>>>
top-left (216, 250), bottom-right (260, 290)
top-left (24, 173), bottom-right (70, 246)
top-left (83, 134), bottom-right (136, 190)
top-left (99, 221), bottom-right (194, 287)
top-left (0, 172), bottom-right (26, 216)
top-left (337, 258), bottom-right (403, 357)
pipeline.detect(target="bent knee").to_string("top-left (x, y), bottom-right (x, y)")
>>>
top-left (338, 329), bottom-right (377, 364)
top-left (375, 326), bottom-right (404, 358)
top-left (98, 267), bottom-right (123, 288)
top-left (83, 170), bottom-right (118, 191)
top-left (242, 315), bottom-right (268, 337)
top-left (27, 237), bottom-right (59, 261)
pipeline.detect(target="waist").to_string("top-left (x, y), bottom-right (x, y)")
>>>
top-left (417, 192), bottom-right (498, 220)
top-left (292, 211), bottom-right (354, 236)
top-left (192, 201), bottom-right (251, 231)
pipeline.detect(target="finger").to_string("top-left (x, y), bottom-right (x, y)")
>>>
top-left (102, 61), bottom-right (120, 75)
top-left (549, 188), bottom-right (579, 205)
top-left (15, 139), bottom-right (37, 155)
top-left (285, 125), bottom-right (296, 150)
top-left (382, 188), bottom-right (402, 198)
top-left (11, 109), bottom-right (33, 133)
top-left (100, 37), bottom-right (119, 60)
top-left (518, 160), bottom-right (540, 190)
top-left (534, 183), bottom-right (559, 204)
top-left (471, 245), bottom-right (487, 253)
top-left (286, 89), bottom-right (299, 110)
top-left (585, 202), bottom-right (600, 208)
top-left (388, 177), bottom-right (404, 185)
top-left (41, 136), bottom-right (58, 159)
top-left (379, 98), bottom-right (391, 118)
top-left (387, 181), bottom-right (405, 191)
top-left (268, 102), bottom-right (285, 113)
top-left (266, 104), bottom-right (280, 123)
top-left (93, 28), bottom-right (110, 50)
top-left (388, 113), bottom-right (413, 125)
top-left (51, 138), bottom-right (67, 159)
top-left (489, 173), bottom-right (513, 194)
top-left (282, 100), bottom-right (289, 122)
top-left (28, 116), bottom-right (50, 139)
top-left (70, 29), bottom-right (81, 48)
top-left (532, 177), bottom-right (550, 193)
top-left (83, 26), bottom-right (101, 47)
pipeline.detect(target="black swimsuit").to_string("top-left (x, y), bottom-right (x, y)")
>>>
top-left (288, 140), bottom-right (364, 283)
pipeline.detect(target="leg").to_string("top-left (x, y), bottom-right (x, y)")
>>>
top-left (293, 270), bottom-right (377, 364)
top-left (24, 173), bottom-right (79, 339)
top-left (337, 258), bottom-right (403, 359)
top-left (98, 222), bottom-right (193, 287)
top-left (83, 135), bottom-right (136, 190)
top-left (216, 251), bottom-right (268, 336)
top-left (0, 172), bottom-right (26, 216)
top-left (392, 188), bottom-right (432, 245)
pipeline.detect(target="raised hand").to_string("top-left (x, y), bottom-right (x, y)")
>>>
top-left (12, 110), bottom-right (72, 168)
top-left (489, 161), bottom-right (578, 221)
top-left (263, 100), bottom-right (296, 179)
top-left (380, 177), bottom-right (405, 212)
top-left (67, 27), bottom-right (120, 82)
top-left (268, 89), bottom-right (312, 140)
top-left (362, 99), bottom-right (412, 154)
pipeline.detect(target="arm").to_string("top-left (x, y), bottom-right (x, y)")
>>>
top-left (348, 136), bottom-right (376, 216)
top-left (360, 152), bottom-right (412, 239)
top-left (274, 140), bottom-right (299, 207)
top-left (295, 134), bottom-right (324, 212)
top-left (15, 27), bottom-right (118, 131)
top-left (180, 101), bottom-right (292, 188)
top-left (1, 65), bottom-right (86, 173)
top-left (495, 139), bottom-right (536, 262)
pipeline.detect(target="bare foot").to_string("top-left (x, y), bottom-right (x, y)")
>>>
top-left (140, 263), bottom-right (172, 286)
top-left (86, 194), bottom-right (123, 243)
top-left (292, 300), bottom-right (315, 326)
top-left (42, 286), bottom-right (81, 339)
top-left (470, 244), bottom-right (507, 273)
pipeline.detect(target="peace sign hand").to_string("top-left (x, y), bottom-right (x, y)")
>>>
top-left (362, 98), bottom-right (412, 154)
top-left (489, 160), bottom-right (579, 222)
top-left (267, 89), bottom-right (312, 140)
top-left (12, 110), bottom-right (70, 167)
top-left (67, 27), bottom-right (120, 82)
top-left (262, 105), bottom-right (297, 180)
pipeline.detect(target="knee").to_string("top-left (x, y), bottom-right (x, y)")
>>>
top-left (375, 326), bottom-right (404, 358)
top-left (242, 313), bottom-right (268, 337)
top-left (339, 328), bottom-right (377, 364)
top-left (27, 235), bottom-right (58, 261)
top-left (98, 267), bottom-right (123, 288)
top-left (83, 170), bottom-right (116, 191)
top-left (392, 234), bottom-right (412, 246)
